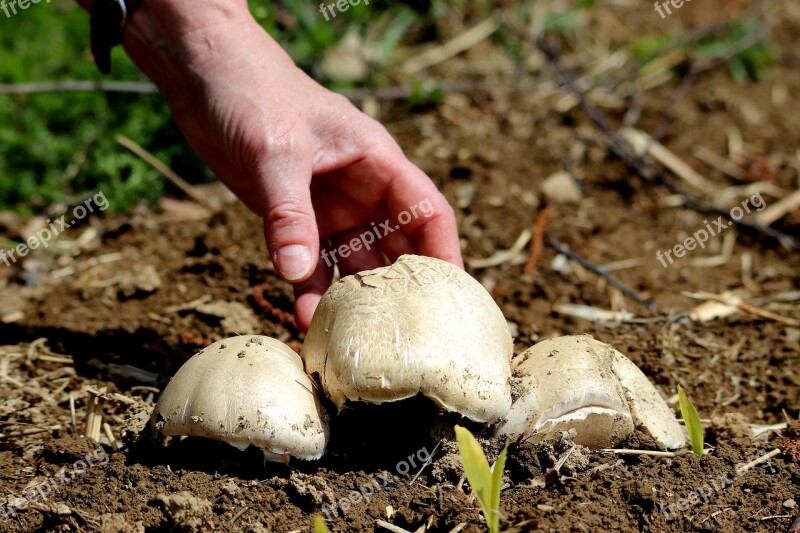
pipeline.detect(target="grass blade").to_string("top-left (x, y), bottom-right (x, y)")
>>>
top-left (488, 439), bottom-right (510, 532)
top-left (454, 425), bottom-right (493, 526)
top-left (313, 515), bottom-right (331, 533)
top-left (677, 385), bottom-right (704, 457)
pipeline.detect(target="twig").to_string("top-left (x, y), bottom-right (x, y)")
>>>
top-left (523, 206), bottom-right (552, 274)
top-left (467, 229), bottom-right (531, 270)
top-left (684, 291), bottom-right (800, 326)
top-left (548, 238), bottom-right (658, 311)
top-left (377, 520), bottom-right (414, 533)
top-left (115, 134), bottom-right (215, 210)
top-left (69, 394), bottom-right (78, 435)
top-left (228, 507), bottom-right (248, 525)
top-left (622, 128), bottom-right (714, 191)
top-left (735, 448), bottom-right (780, 475)
top-left (755, 188), bottom-right (800, 226)
top-left (537, 40), bottom-right (800, 251)
top-left (0, 80), bottom-right (158, 94)
top-left (403, 17), bottom-right (499, 74)
top-left (602, 449), bottom-right (676, 458)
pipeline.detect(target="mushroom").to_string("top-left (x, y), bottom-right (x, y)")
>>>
top-left (151, 336), bottom-right (329, 462)
top-left (496, 335), bottom-right (687, 450)
top-left (301, 254), bottom-right (513, 424)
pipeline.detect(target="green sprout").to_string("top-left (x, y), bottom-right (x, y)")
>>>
top-left (677, 385), bottom-right (704, 457)
top-left (454, 425), bottom-right (509, 533)
top-left (313, 515), bottom-right (331, 533)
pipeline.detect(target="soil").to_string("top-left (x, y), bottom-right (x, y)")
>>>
top-left (1, 0), bottom-right (799, 531)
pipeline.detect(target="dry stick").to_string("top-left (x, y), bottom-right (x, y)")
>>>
top-left (0, 80), bottom-right (158, 94)
top-left (602, 449), bottom-right (676, 458)
top-left (523, 206), bottom-right (552, 274)
top-left (115, 134), bottom-right (216, 210)
top-left (403, 17), bottom-right (499, 74)
top-left (756, 188), bottom-right (800, 226)
top-left (537, 40), bottom-right (800, 252)
top-left (736, 448), bottom-right (781, 475)
top-left (548, 237), bottom-right (659, 311)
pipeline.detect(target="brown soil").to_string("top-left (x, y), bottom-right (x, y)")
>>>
top-left (1, 0), bottom-right (799, 531)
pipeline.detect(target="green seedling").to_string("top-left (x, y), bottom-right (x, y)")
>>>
top-left (313, 515), bottom-right (331, 533)
top-left (677, 385), bottom-right (704, 457)
top-left (454, 425), bottom-right (509, 533)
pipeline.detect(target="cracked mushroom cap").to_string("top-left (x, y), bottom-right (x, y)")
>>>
top-left (496, 335), bottom-right (687, 450)
top-left (151, 336), bottom-right (329, 462)
top-left (301, 255), bottom-right (513, 423)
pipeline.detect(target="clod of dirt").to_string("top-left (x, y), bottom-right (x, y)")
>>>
top-left (116, 265), bottom-right (162, 299)
top-left (121, 398), bottom-right (153, 446)
top-left (302, 254), bottom-right (513, 424)
top-left (496, 335), bottom-right (687, 450)
top-left (289, 471), bottom-right (336, 506)
top-left (98, 513), bottom-right (145, 533)
top-left (156, 492), bottom-right (214, 532)
top-left (709, 412), bottom-right (753, 442)
top-left (151, 336), bottom-right (329, 462)
top-left (194, 300), bottom-right (261, 335)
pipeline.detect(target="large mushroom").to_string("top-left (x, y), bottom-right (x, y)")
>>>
top-left (301, 254), bottom-right (513, 424)
top-left (496, 335), bottom-right (687, 450)
top-left (151, 336), bottom-right (329, 462)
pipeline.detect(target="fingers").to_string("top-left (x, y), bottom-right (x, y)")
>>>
top-left (324, 142), bottom-right (464, 269)
top-left (293, 257), bottom-right (333, 332)
top-left (257, 136), bottom-right (320, 283)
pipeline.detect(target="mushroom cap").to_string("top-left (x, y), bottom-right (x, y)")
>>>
top-left (301, 255), bottom-right (513, 423)
top-left (151, 336), bottom-right (329, 462)
top-left (496, 335), bottom-right (687, 450)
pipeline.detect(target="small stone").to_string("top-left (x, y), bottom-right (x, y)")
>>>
top-left (541, 171), bottom-right (582, 204)
top-left (537, 504), bottom-right (555, 512)
top-left (784, 499), bottom-right (797, 509)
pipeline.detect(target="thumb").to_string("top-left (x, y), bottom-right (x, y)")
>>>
top-left (260, 154), bottom-right (319, 283)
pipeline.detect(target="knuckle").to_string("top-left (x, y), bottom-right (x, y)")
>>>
top-left (265, 198), bottom-right (311, 227)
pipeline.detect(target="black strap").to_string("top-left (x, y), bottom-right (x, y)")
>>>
top-left (90, 0), bottom-right (140, 75)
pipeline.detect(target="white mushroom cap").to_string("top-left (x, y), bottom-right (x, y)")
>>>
top-left (496, 335), bottom-right (687, 450)
top-left (301, 255), bottom-right (513, 424)
top-left (151, 336), bottom-right (329, 462)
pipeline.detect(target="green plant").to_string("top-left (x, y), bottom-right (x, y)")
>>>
top-left (677, 385), bottom-right (704, 457)
top-left (313, 515), bottom-right (331, 533)
top-left (454, 425), bottom-right (509, 533)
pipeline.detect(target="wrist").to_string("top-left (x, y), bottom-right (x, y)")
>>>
top-left (120, 0), bottom-right (253, 87)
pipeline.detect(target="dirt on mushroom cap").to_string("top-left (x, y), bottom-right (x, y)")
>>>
top-left (151, 335), bottom-right (329, 462)
top-left (301, 254), bottom-right (513, 424)
top-left (497, 335), bottom-right (687, 450)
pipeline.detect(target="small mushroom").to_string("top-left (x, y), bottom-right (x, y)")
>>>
top-left (151, 336), bottom-right (329, 462)
top-left (496, 335), bottom-right (687, 450)
top-left (301, 254), bottom-right (513, 424)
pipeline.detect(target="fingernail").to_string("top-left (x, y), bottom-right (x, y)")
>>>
top-left (275, 245), bottom-right (312, 281)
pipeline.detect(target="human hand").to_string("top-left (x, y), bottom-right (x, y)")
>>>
top-left (94, 0), bottom-right (463, 330)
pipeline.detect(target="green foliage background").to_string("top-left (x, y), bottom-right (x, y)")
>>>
top-left (0, 0), bottom-right (458, 213)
